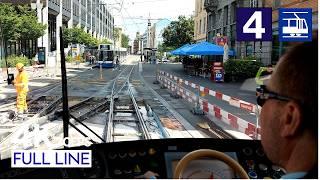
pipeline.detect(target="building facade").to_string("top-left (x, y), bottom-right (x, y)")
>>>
top-left (194, 0), bottom-right (207, 42)
top-left (263, 0), bottom-right (318, 64)
top-left (133, 32), bottom-right (140, 54)
top-left (205, 0), bottom-right (272, 65)
top-left (0, 0), bottom-right (114, 68)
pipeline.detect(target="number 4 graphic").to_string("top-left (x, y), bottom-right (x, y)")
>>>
top-left (243, 11), bottom-right (265, 39)
top-left (236, 8), bottom-right (272, 41)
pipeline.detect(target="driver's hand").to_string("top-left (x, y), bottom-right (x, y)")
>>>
top-left (136, 171), bottom-right (159, 179)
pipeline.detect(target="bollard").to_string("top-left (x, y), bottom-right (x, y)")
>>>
top-left (100, 63), bottom-right (103, 80)
top-left (192, 85), bottom-right (204, 115)
top-left (153, 68), bottom-right (160, 84)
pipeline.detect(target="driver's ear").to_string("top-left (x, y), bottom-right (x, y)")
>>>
top-left (280, 101), bottom-right (302, 137)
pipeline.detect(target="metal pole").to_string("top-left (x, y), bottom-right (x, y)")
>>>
top-left (0, 24), bottom-right (8, 80)
top-left (140, 36), bottom-right (143, 62)
top-left (60, 27), bottom-right (70, 148)
top-left (100, 63), bottom-right (103, 80)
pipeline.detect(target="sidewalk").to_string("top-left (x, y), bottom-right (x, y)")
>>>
top-left (0, 63), bottom-right (93, 100)
top-left (143, 63), bottom-right (257, 124)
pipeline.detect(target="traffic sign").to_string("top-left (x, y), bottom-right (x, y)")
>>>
top-left (279, 8), bottom-right (312, 42)
top-left (236, 8), bottom-right (272, 41)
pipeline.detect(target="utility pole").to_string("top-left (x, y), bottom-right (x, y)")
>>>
top-left (140, 35), bottom-right (143, 62)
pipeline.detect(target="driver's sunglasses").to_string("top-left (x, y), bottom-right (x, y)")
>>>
top-left (256, 85), bottom-right (292, 107)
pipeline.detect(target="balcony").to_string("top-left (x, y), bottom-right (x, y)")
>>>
top-left (204, 0), bottom-right (218, 12)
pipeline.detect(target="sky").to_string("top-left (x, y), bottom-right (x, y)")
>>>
top-left (103, 0), bottom-right (195, 43)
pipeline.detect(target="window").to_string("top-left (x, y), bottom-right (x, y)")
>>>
top-left (212, 13), bottom-right (216, 28)
top-left (218, 9), bottom-right (222, 26)
top-left (203, 17), bottom-right (206, 34)
top-left (231, 2), bottom-right (236, 23)
top-left (250, 0), bottom-right (258, 7)
top-left (199, 19), bottom-right (202, 34)
top-left (224, 6), bottom-right (228, 25)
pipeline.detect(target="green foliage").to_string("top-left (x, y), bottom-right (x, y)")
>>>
top-left (114, 27), bottom-right (121, 41)
top-left (66, 55), bottom-right (74, 63)
top-left (63, 27), bottom-right (98, 47)
top-left (99, 38), bottom-right (112, 44)
top-left (121, 34), bottom-right (129, 48)
top-left (158, 43), bottom-right (174, 53)
top-left (6, 55), bottom-right (30, 67)
top-left (162, 16), bottom-right (194, 50)
top-left (0, 3), bottom-right (20, 41)
top-left (224, 60), bottom-right (263, 82)
top-left (0, 4), bottom-right (46, 41)
top-left (16, 5), bottom-right (46, 40)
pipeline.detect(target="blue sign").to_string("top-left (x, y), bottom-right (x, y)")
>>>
top-left (215, 71), bottom-right (223, 82)
top-left (236, 8), bottom-right (272, 41)
top-left (279, 8), bottom-right (312, 42)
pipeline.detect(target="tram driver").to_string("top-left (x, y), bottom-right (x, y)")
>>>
top-left (258, 33), bottom-right (317, 178)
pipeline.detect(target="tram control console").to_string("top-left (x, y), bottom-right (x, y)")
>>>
top-left (0, 139), bottom-right (286, 179)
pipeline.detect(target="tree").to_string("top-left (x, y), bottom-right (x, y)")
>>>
top-left (162, 16), bottom-right (194, 50)
top-left (63, 27), bottom-right (98, 47)
top-left (100, 38), bottom-right (112, 44)
top-left (121, 34), bottom-right (129, 48)
top-left (0, 4), bottom-right (46, 41)
top-left (16, 5), bottom-right (46, 41)
top-left (0, 3), bottom-right (46, 68)
top-left (0, 4), bottom-right (20, 41)
top-left (114, 27), bottom-right (121, 41)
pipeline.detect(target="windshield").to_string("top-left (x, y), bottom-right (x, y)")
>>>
top-left (99, 50), bottom-right (114, 61)
top-left (0, 0), bottom-right (317, 165)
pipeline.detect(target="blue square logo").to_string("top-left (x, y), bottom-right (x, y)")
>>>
top-left (279, 8), bottom-right (312, 42)
top-left (236, 8), bottom-right (272, 41)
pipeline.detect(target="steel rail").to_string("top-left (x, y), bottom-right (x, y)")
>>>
top-left (128, 84), bottom-right (151, 140)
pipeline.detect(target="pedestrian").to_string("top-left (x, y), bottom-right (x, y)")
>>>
top-left (258, 33), bottom-right (317, 178)
top-left (116, 55), bottom-right (120, 71)
top-left (33, 53), bottom-right (40, 73)
top-left (13, 63), bottom-right (29, 116)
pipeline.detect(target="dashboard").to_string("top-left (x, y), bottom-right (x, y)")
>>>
top-left (0, 138), bottom-right (286, 178)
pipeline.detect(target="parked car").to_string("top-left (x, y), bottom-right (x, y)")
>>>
top-left (161, 57), bottom-right (169, 63)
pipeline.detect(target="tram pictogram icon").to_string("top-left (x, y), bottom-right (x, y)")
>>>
top-left (279, 8), bottom-right (312, 42)
top-left (282, 12), bottom-right (308, 38)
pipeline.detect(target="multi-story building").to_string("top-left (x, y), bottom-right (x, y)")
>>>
top-left (0, 0), bottom-right (114, 67)
top-left (133, 32), bottom-right (140, 54)
top-left (205, 0), bottom-right (272, 65)
top-left (194, 0), bottom-right (207, 42)
top-left (263, 0), bottom-right (318, 63)
top-left (149, 25), bottom-right (156, 49)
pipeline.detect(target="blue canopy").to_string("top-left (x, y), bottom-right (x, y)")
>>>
top-left (185, 41), bottom-right (234, 56)
top-left (179, 44), bottom-right (198, 55)
top-left (170, 44), bottom-right (190, 55)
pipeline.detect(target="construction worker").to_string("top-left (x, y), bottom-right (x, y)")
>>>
top-left (13, 63), bottom-right (29, 115)
top-left (255, 64), bottom-right (274, 86)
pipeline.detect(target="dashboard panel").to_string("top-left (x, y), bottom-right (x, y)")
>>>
top-left (0, 138), bottom-right (286, 178)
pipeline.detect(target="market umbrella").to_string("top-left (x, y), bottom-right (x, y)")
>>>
top-left (185, 41), bottom-right (234, 56)
top-left (179, 44), bottom-right (198, 55)
top-left (170, 44), bottom-right (190, 55)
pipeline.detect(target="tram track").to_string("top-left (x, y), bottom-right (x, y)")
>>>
top-left (105, 66), bottom-right (153, 142)
top-left (0, 62), bottom-right (233, 159)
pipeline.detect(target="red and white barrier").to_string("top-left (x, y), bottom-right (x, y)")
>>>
top-left (159, 71), bottom-right (256, 113)
top-left (158, 75), bottom-right (260, 139)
